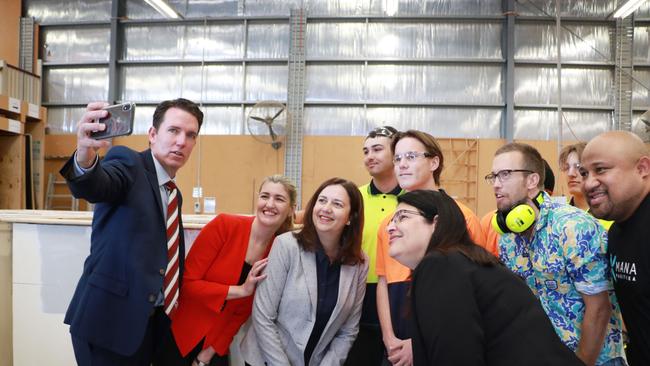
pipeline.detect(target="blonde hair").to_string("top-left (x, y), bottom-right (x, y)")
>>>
top-left (558, 142), bottom-right (586, 167)
top-left (258, 174), bottom-right (297, 235)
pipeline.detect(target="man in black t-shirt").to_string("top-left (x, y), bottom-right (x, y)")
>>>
top-left (581, 131), bottom-right (650, 366)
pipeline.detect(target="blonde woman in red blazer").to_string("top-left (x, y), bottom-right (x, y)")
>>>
top-left (169, 175), bottom-right (296, 366)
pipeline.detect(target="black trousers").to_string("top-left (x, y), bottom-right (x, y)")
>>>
top-left (72, 307), bottom-right (175, 366)
top-left (343, 323), bottom-right (384, 366)
top-left (344, 283), bottom-right (384, 366)
top-left (153, 310), bottom-right (229, 366)
top-left (72, 307), bottom-right (231, 366)
top-left (159, 335), bottom-right (229, 366)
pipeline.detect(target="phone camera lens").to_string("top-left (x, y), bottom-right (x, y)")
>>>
top-left (123, 104), bottom-right (131, 111)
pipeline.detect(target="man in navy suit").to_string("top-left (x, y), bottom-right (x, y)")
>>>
top-left (60, 98), bottom-right (203, 365)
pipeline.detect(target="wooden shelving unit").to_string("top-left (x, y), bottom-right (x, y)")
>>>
top-left (0, 61), bottom-right (46, 209)
top-left (0, 116), bottom-right (23, 135)
top-left (0, 95), bottom-right (23, 135)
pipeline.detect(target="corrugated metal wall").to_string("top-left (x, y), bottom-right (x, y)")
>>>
top-left (26, 0), bottom-right (650, 140)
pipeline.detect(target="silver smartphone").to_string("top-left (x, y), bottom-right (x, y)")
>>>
top-left (91, 102), bottom-right (136, 140)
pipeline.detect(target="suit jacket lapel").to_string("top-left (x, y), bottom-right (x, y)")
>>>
top-left (300, 249), bottom-right (318, 312)
top-left (330, 263), bottom-right (354, 321)
top-left (141, 149), bottom-right (164, 219)
top-left (142, 149), bottom-right (187, 283)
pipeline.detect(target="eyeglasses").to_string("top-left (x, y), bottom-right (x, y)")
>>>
top-left (393, 151), bottom-right (432, 164)
top-left (484, 169), bottom-right (534, 185)
top-left (560, 162), bottom-right (581, 173)
top-left (367, 126), bottom-right (397, 139)
top-left (390, 209), bottom-right (424, 225)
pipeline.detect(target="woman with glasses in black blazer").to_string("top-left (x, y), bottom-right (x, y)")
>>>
top-left (386, 190), bottom-right (585, 366)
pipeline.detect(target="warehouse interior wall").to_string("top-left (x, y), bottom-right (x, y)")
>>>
top-left (0, 0), bottom-right (20, 66)
top-left (44, 134), bottom-right (574, 217)
top-left (6, 1), bottom-right (650, 364)
top-left (0, 0), bottom-right (21, 364)
top-left (33, 0), bottom-right (650, 141)
top-left (19, 0), bottom-right (650, 219)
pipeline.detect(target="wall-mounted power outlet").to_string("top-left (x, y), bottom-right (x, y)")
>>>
top-left (203, 197), bottom-right (216, 214)
top-left (193, 200), bottom-right (201, 214)
top-left (192, 186), bottom-right (203, 198)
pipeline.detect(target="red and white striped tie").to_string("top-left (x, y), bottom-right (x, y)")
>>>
top-left (163, 181), bottom-right (180, 318)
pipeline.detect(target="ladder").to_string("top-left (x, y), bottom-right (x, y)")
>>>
top-left (19, 17), bottom-right (35, 73)
top-left (45, 173), bottom-right (79, 210)
top-left (614, 16), bottom-right (634, 131)
top-left (285, 8), bottom-right (307, 208)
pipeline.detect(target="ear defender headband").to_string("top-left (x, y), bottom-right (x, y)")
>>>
top-left (491, 191), bottom-right (544, 235)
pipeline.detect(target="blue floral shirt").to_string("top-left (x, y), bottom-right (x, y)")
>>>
top-left (498, 192), bottom-right (624, 364)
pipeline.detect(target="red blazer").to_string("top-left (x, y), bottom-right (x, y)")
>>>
top-left (171, 214), bottom-right (273, 356)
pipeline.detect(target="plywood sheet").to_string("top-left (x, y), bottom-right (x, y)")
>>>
top-left (44, 135), bottom-right (82, 158)
top-left (0, 0), bottom-right (20, 66)
top-left (0, 136), bottom-right (24, 209)
top-left (25, 123), bottom-right (44, 209)
top-left (46, 135), bottom-right (286, 215)
top-left (476, 139), bottom-right (505, 217)
top-left (438, 138), bottom-right (478, 213)
top-left (44, 135), bottom-right (576, 216)
top-left (24, 135), bottom-right (34, 209)
top-left (301, 136), bottom-right (367, 207)
top-left (518, 139), bottom-right (562, 196)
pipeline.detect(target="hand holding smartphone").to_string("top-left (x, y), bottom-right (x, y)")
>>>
top-left (90, 102), bottom-right (136, 139)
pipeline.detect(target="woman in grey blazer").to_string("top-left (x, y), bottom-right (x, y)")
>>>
top-left (241, 177), bottom-right (368, 366)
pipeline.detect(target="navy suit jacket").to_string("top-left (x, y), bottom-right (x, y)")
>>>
top-left (60, 146), bottom-right (185, 356)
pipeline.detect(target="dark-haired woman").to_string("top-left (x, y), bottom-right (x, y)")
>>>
top-left (241, 177), bottom-right (368, 366)
top-left (386, 190), bottom-right (585, 366)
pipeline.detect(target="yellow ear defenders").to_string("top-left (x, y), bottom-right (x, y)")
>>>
top-left (492, 192), bottom-right (544, 235)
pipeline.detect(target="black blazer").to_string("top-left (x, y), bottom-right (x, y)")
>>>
top-left (60, 146), bottom-right (185, 356)
top-left (410, 251), bottom-right (584, 366)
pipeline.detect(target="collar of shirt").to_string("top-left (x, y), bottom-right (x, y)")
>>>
top-left (530, 191), bottom-right (552, 235)
top-left (368, 180), bottom-right (403, 196)
top-left (151, 151), bottom-right (175, 220)
top-left (151, 150), bottom-right (174, 188)
top-left (568, 196), bottom-right (575, 207)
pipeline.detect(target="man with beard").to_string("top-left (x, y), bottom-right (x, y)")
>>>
top-left (490, 143), bottom-right (625, 366)
top-left (581, 131), bottom-right (650, 366)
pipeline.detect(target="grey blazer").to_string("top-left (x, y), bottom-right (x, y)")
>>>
top-left (240, 231), bottom-right (368, 366)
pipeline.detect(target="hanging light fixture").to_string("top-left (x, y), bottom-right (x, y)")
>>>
top-left (613, 0), bottom-right (646, 18)
top-left (144, 0), bottom-right (183, 19)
